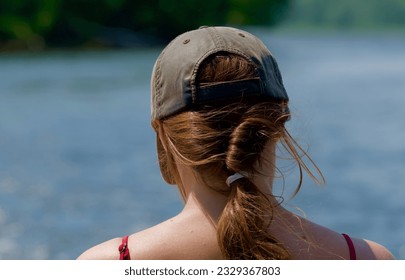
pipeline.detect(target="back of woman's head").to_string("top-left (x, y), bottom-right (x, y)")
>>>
top-left (150, 27), bottom-right (322, 259)
top-left (161, 54), bottom-right (289, 179)
top-left (153, 54), bottom-right (292, 259)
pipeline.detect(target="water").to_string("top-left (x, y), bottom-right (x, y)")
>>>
top-left (0, 31), bottom-right (404, 259)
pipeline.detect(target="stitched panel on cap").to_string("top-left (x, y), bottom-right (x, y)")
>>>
top-left (152, 38), bottom-right (176, 119)
top-left (206, 27), bottom-right (225, 49)
top-left (154, 61), bottom-right (162, 115)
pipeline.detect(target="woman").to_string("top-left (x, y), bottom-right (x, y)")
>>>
top-left (78, 26), bottom-right (394, 260)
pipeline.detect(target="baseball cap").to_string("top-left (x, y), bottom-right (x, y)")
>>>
top-left (151, 26), bottom-right (289, 120)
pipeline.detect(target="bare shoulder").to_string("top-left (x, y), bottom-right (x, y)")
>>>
top-left (128, 213), bottom-right (221, 259)
top-left (77, 237), bottom-right (123, 260)
top-left (76, 222), bottom-right (179, 260)
top-left (283, 215), bottom-right (395, 260)
top-left (77, 211), bottom-right (221, 260)
top-left (76, 223), bottom-right (177, 260)
top-left (354, 238), bottom-right (395, 260)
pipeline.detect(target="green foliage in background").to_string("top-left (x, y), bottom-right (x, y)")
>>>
top-left (284, 0), bottom-right (405, 29)
top-left (0, 0), bottom-right (289, 50)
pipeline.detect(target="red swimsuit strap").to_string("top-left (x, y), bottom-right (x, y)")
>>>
top-left (118, 235), bottom-right (131, 260)
top-left (342, 233), bottom-right (357, 260)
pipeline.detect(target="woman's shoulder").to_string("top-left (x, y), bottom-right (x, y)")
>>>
top-left (351, 237), bottom-right (395, 260)
top-left (77, 237), bottom-right (123, 260)
top-left (128, 213), bottom-right (222, 259)
top-left (287, 215), bottom-right (395, 260)
top-left (77, 221), bottom-right (180, 260)
top-left (77, 212), bottom-right (222, 260)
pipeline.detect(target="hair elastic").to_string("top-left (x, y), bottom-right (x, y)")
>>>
top-left (226, 173), bottom-right (247, 186)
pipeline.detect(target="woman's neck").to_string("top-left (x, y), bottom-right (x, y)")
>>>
top-left (177, 164), bottom-right (279, 223)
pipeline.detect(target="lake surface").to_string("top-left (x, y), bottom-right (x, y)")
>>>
top-left (0, 30), bottom-right (404, 259)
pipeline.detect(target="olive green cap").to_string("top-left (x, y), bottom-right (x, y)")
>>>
top-left (151, 26), bottom-right (288, 120)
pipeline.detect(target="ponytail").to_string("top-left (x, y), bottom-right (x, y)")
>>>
top-left (216, 105), bottom-right (291, 259)
top-left (217, 177), bottom-right (290, 259)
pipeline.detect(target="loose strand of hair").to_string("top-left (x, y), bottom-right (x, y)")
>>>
top-left (281, 129), bottom-right (325, 197)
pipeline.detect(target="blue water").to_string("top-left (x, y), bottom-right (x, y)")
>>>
top-left (0, 31), bottom-right (404, 259)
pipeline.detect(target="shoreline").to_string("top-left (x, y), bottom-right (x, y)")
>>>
top-left (1, 25), bottom-right (405, 53)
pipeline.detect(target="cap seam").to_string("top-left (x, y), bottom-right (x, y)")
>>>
top-left (190, 27), bottom-right (227, 103)
top-left (153, 38), bottom-right (177, 119)
top-left (207, 26), bottom-right (225, 49)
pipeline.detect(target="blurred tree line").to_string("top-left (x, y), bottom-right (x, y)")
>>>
top-left (285, 0), bottom-right (405, 29)
top-left (0, 0), bottom-right (289, 51)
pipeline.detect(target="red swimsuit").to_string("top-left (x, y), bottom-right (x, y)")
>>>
top-left (342, 233), bottom-right (357, 260)
top-left (118, 235), bottom-right (131, 260)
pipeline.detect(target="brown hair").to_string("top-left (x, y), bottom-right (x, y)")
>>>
top-left (151, 53), bottom-right (323, 259)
